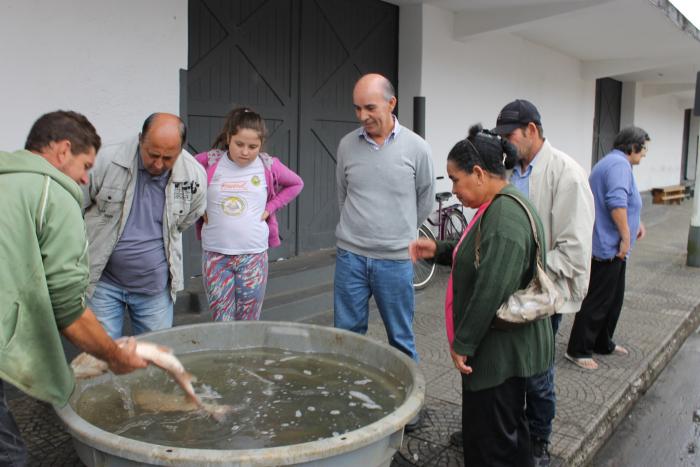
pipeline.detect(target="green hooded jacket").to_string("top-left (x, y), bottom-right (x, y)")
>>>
top-left (0, 150), bottom-right (88, 406)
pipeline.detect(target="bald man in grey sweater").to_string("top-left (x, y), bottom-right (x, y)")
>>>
top-left (334, 74), bottom-right (434, 363)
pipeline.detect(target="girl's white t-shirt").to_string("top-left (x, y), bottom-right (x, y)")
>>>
top-left (202, 156), bottom-right (269, 255)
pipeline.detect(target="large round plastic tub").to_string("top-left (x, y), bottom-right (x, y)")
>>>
top-left (55, 321), bottom-right (425, 466)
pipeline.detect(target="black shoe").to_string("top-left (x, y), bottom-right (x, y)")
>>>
top-left (449, 430), bottom-right (463, 448)
top-left (404, 410), bottom-right (423, 433)
top-left (531, 437), bottom-right (551, 467)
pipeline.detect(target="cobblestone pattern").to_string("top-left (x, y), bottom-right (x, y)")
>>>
top-left (7, 396), bottom-right (81, 466)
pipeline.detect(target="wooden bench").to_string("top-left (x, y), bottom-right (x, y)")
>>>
top-left (651, 185), bottom-right (686, 205)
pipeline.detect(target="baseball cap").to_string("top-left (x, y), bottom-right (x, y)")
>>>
top-left (492, 99), bottom-right (542, 135)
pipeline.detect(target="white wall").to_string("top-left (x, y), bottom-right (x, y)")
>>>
top-left (413, 5), bottom-right (596, 193)
top-left (0, 0), bottom-right (187, 149)
top-left (632, 85), bottom-right (686, 191)
top-left (398, 4), bottom-right (689, 197)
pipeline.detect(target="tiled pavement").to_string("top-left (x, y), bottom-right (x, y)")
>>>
top-left (7, 196), bottom-right (700, 466)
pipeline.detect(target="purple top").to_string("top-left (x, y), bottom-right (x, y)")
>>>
top-left (101, 153), bottom-right (170, 294)
top-left (589, 149), bottom-right (642, 259)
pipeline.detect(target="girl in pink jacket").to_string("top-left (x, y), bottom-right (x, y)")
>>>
top-left (195, 107), bottom-right (303, 321)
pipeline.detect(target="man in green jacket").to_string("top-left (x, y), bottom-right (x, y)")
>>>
top-left (0, 111), bottom-right (147, 465)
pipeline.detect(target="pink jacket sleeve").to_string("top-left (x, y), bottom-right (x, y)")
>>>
top-left (266, 159), bottom-right (304, 215)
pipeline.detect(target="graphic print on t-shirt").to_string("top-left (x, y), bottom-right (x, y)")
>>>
top-left (222, 196), bottom-right (247, 216)
top-left (202, 156), bottom-right (269, 255)
top-left (221, 181), bottom-right (247, 192)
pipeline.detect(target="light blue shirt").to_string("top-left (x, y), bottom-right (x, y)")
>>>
top-left (510, 151), bottom-right (540, 198)
top-left (358, 115), bottom-right (401, 150)
top-left (589, 149), bottom-right (642, 259)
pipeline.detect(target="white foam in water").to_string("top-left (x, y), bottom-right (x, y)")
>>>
top-left (243, 368), bottom-right (274, 385)
top-left (197, 384), bottom-right (223, 400)
top-left (349, 391), bottom-right (381, 410)
top-left (303, 370), bottom-right (312, 375)
top-left (115, 418), bottom-right (153, 436)
top-left (307, 406), bottom-right (316, 412)
top-left (273, 374), bottom-right (284, 380)
top-left (330, 410), bottom-right (340, 415)
top-left (353, 379), bottom-right (372, 385)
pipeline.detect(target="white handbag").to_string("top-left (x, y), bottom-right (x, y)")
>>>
top-left (475, 193), bottom-right (563, 327)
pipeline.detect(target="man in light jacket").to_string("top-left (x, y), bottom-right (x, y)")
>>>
top-left (84, 113), bottom-right (206, 338)
top-left (492, 99), bottom-right (595, 466)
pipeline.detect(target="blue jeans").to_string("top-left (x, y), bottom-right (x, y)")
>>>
top-left (526, 313), bottom-right (562, 441)
top-left (0, 380), bottom-right (26, 467)
top-left (89, 280), bottom-right (173, 338)
top-left (333, 248), bottom-right (417, 361)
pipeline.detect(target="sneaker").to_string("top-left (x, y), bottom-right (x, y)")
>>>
top-left (449, 430), bottom-right (463, 448)
top-left (531, 437), bottom-right (551, 467)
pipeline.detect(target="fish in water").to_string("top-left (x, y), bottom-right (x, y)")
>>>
top-left (71, 341), bottom-right (234, 421)
top-left (132, 389), bottom-right (237, 420)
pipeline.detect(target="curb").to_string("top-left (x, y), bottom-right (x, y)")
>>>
top-left (568, 302), bottom-right (700, 466)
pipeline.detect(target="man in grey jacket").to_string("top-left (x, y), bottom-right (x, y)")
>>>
top-left (84, 113), bottom-right (206, 338)
top-left (494, 99), bottom-right (595, 466)
top-left (334, 73), bottom-right (435, 365)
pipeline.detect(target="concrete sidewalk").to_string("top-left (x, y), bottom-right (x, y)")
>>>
top-left (7, 196), bottom-right (700, 466)
top-left (388, 197), bottom-right (700, 466)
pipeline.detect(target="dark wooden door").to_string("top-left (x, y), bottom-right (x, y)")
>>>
top-left (297, 0), bottom-right (399, 251)
top-left (591, 77), bottom-right (622, 165)
top-left (184, 0), bottom-right (398, 272)
top-left (186, 0), bottom-right (300, 263)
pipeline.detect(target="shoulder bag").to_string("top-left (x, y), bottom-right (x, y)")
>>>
top-left (475, 193), bottom-right (563, 326)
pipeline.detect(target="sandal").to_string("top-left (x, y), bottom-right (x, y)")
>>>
top-left (612, 345), bottom-right (629, 356)
top-left (565, 352), bottom-right (598, 370)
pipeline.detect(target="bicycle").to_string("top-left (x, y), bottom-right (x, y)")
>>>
top-left (413, 177), bottom-right (468, 289)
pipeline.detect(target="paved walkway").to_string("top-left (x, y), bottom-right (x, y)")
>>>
top-left (7, 196), bottom-right (700, 466)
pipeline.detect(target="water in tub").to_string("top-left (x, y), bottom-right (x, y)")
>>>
top-left (74, 348), bottom-right (407, 449)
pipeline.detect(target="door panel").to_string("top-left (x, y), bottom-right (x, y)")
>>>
top-left (297, 0), bottom-right (398, 251)
top-left (186, 0), bottom-right (398, 263)
top-left (186, 0), bottom-right (299, 261)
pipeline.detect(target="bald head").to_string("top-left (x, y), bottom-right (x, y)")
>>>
top-left (353, 74), bottom-right (397, 141)
top-left (353, 74), bottom-right (395, 103)
top-left (139, 113), bottom-right (187, 176)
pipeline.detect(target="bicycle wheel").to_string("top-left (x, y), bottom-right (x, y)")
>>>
top-left (444, 207), bottom-right (468, 241)
top-left (413, 224), bottom-right (437, 290)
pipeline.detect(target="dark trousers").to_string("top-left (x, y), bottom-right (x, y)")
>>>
top-left (526, 313), bottom-right (561, 442)
top-left (462, 376), bottom-right (533, 467)
top-left (0, 381), bottom-right (26, 467)
top-left (567, 257), bottom-right (626, 358)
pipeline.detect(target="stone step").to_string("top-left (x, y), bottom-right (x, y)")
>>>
top-left (175, 248), bottom-right (337, 324)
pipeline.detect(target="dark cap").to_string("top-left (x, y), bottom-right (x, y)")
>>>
top-left (492, 99), bottom-right (542, 135)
